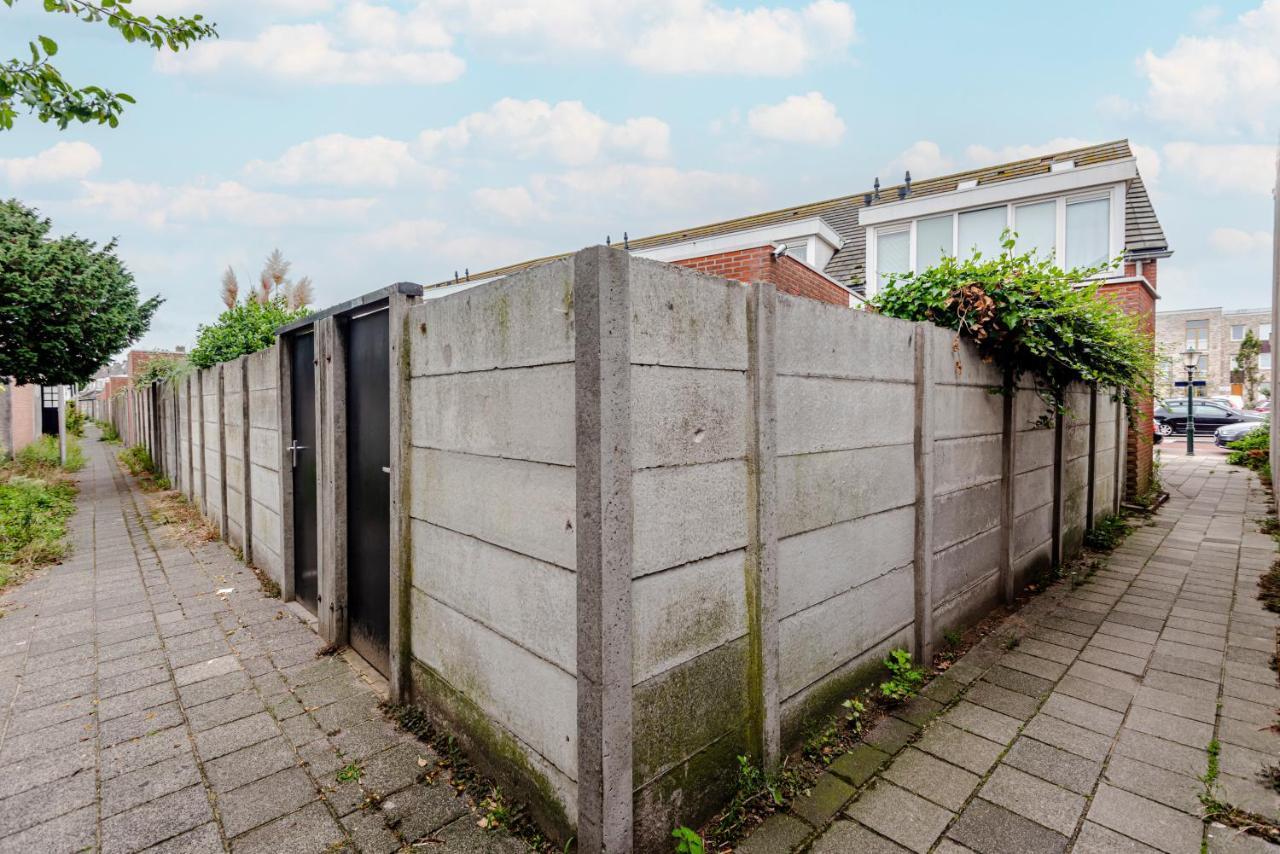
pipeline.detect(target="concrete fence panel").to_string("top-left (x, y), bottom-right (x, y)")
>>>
top-left (246, 345), bottom-right (283, 585)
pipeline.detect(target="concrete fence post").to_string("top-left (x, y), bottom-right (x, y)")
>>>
top-left (574, 246), bottom-right (635, 854)
top-left (185, 375), bottom-right (195, 500)
top-left (1085, 385), bottom-right (1098, 529)
top-left (216, 364), bottom-right (230, 537)
top-left (998, 378), bottom-right (1017, 604)
top-left (388, 287), bottom-right (417, 705)
top-left (1050, 408), bottom-right (1066, 569)
top-left (913, 324), bottom-right (935, 662)
top-left (196, 371), bottom-right (207, 514)
top-left (1114, 396), bottom-right (1126, 514)
top-left (316, 316), bottom-right (346, 644)
top-left (745, 281), bottom-right (781, 773)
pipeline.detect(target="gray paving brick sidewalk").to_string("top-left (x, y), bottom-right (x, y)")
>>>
top-left (744, 451), bottom-right (1280, 854)
top-left (0, 434), bottom-right (531, 854)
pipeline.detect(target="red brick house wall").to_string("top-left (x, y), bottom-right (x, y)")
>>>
top-left (1098, 260), bottom-right (1159, 502)
top-left (672, 246), bottom-right (850, 306)
top-left (9, 383), bottom-right (37, 454)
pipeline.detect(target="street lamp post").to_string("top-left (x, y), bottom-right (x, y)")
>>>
top-left (1182, 347), bottom-right (1199, 456)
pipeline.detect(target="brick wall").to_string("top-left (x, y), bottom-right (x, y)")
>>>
top-left (1098, 260), bottom-right (1158, 502)
top-left (10, 383), bottom-right (37, 453)
top-left (672, 246), bottom-right (850, 306)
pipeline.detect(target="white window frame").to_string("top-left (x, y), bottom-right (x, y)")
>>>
top-left (865, 182), bottom-right (1125, 295)
top-left (1231, 324), bottom-right (1246, 341)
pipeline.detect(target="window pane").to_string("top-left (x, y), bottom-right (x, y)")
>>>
top-left (1065, 197), bottom-right (1109, 269)
top-left (1262, 353), bottom-right (1272, 370)
top-left (1231, 324), bottom-right (1245, 341)
top-left (957, 207), bottom-right (1007, 260)
top-left (916, 215), bottom-right (953, 271)
top-left (877, 230), bottom-right (910, 287)
top-left (1185, 319), bottom-right (1209, 350)
top-left (1014, 201), bottom-right (1056, 259)
top-left (1262, 323), bottom-right (1272, 341)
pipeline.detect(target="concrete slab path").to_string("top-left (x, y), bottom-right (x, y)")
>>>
top-left (742, 451), bottom-right (1279, 854)
top-left (0, 433), bottom-right (531, 853)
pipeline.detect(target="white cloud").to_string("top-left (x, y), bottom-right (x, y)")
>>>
top-left (76, 180), bottom-right (375, 229)
top-left (340, 1), bottom-right (451, 48)
top-left (1209, 227), bottom-right (1272, 253)
top-left (1137, 0), bottom-right (1280, 132)
top-left (355, 217), bottom-right (542, 272)
top-left (628, 0), bottom-right (855, 75)
top-left (1164, 142), bottom-right (1275, 194)
top-left (245, 134), bottom-right (450, 189)
top-left (427, 0), bottom-right (854, 75)
top-left (746, 92), bottom-right (844, 146)
top-left (886, 141), bottom-right (955, 177)
top-left (156, 22), bottom-right (463, 85)
top-left (471, 186), bottom-right (542, 223)
top-left (0, 142), bottom-right (102, 184)
top-left (418, 99), bottom-right (670, 165)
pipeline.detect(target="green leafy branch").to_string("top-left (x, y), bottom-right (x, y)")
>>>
top-left (1, 0), bottom-right (218, 129)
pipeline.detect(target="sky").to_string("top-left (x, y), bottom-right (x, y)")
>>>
top-left (1, 0), bottom-right (1278, 352)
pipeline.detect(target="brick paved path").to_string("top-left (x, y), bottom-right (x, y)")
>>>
top-left (742, 451), bottom-right (1279, 854)
top-left (0, 434), bottom-right (529, 853)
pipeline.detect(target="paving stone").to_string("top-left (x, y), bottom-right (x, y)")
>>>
top-left (194, 711), bottom-right (278, 761)
top-left (379, 781), bottom-right (471, 842)
top-left (735, 813), bottom-right (812, 854)
top-left (862, 715), bottom-right (919, 755)
top-left (185, 690), bottom-right (266, 732)
top-left (920, 676), bottom-right (966, 703)
top-left (0, 804), bottom-right (96, 854)
top-left (102, 752), bottom-right (203, 817)
top-left (0, 765), bottom-right (96, 836)
top-left (425, 814), bottom-right (528, 854)
top-left (790, 772), bottom-right (854, 827)
top-left (1021, 713), bottom-right (1113, 761)
top-left (341, 808), bottom-right (402, 854)
top-left (827, 744), bottom-right (889, 787)
top-left (219, 767), bottom-right (318, 837)
top-left (1115, 729), bottom-right (1208, 779)
top-left (1103, 755), bottom-right (1202, 815)
top-left (1133, 685), bottom-right (1217, 724)
top-left (845, 779), bottom-right (953, 853)
top-left (1016, 638), bottom-right (1078, 665)
top-left (1086, 783), bottom-right (1203, 854)
top-left (891, 694), bottom-right (944, 727)
top-left (810, 819), bottom-right (910, 853)
top-left (357, 742), bottom-right (428, 796)
top-left (100, 701), bottom-right (186, 748)
top-left (229, 801), bottom-right (344, 854)
top-left (1125, 706), bottom-right (1215, 749)
top-left (1039, 691), bottom-right (1124, 736)
top-left (914, 722), bottom-right (1004, 775)
top-left (101, 784), bottom-right (214, 854)
top-left (203, 735), bottom-right (298, 792)
top-left (1073, 821), bottom-right (1164, 853)
top-left (1001, 736), bottom-right (1101, 795)
top-left (978, 764), bottom-right (1085, 836)
top-left (966, 680), bottom-right (1039, 720)
top-left (983, 665), bottom-right (1054, 698)
top-left (882, 747), bottom-right (980, 811)
top-left (1000, 651), bottom-right (1069, 681)
top-left (101, 726), bottom-right (192, 779)
top-left (946, 798), bottom-right (1068, 854)
top-left (941, 700), bottom-right (1023, 744)
top-left (137, 822), bottom-right (224, 853)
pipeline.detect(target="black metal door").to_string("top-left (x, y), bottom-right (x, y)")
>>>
top-left (345, 307), bottom-right (391, 675)
top-left (41, 387), bottom-right (59, 435)
top-left (290, 331), bottom-right (319, 614)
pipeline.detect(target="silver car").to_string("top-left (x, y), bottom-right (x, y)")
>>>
top-left (1214, 421), bottom-right (1266, 448)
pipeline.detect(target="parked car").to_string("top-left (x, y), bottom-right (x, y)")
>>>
top-left (1153, 419), bottom-right (1163, 444)
top-left (1154, 399), bottom-right (1264, 436)
top-left (1214, 421), bottom-right (1267, 448)
top-left (1252, 399), bottom-right (1271, 414)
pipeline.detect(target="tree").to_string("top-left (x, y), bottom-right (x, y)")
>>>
top-left (1236, 329), bottom-right (1262, 406)
top-left (0, 198), bottom-right (161, 385)
top-left (1, 0), bottom-right (217, 130)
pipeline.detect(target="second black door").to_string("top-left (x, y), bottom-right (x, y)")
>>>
top-left (290, 330), bottom-right (319, 614)
top-left (345, 307), bottom-right (391, 675)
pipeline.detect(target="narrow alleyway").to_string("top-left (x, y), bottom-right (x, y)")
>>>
top-left (0, 433), bottom-right (529, 853)
top-left (741, 450), bottom-right (1279, 854)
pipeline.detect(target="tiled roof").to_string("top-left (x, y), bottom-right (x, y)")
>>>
top-left (426, 139), bottom-right (1168, 291)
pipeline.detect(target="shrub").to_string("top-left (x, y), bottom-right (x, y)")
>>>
top-left (133, 355), bottom-right (188, 387)
top-left (99, 421), bottom-right (121, 443)
top-left (0, 473), bottom-right (77, 589)
top-left (17, 434), bottom-right (84, 473)
top-left (1227, 426), bottom-right (1269, 477)
top-left (189, 296), bottom-right (310, 369)
top-left (1084, 514), bottom-right (1130, 551)
top-left (119, 445), bottom-right (154, 476)
top-left (871, 234), bottom-right (1155, 423)
top-left (65, 403), bottom-right (85, 437)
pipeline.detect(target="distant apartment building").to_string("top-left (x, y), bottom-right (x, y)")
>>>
top-left (1155, 306), bottom-right (1272, 401)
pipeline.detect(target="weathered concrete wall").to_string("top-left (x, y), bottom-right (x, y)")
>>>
top-left (929, 322), bottom-right (1006, 637)
top-left (406, 260), bottom-right (578, 838)
top-left (189, 373), bottom-right (206, 513)
top-left (247, 346), bottom-right (283, 586)
top-left (774, 296), bottom-right (916, 741)
top-left (627, 261), bottom-right (752, 848)
top-left (177, 376), bottom-right (191, 496)
top-left (1013, 378), bottom-right (1056, 583)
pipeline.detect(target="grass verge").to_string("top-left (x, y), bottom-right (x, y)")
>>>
top-left (1, 436), bottom-right (81, 592)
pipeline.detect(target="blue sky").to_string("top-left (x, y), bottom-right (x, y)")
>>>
top-left (1, 0), bottom-right (1277, 350)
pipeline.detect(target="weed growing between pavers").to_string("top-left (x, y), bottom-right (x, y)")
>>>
top-left (385, 703), bottom-right (563, 853)
top-left (879, 649), bottom-right (927, 703)
top-left (1198, 738), bottom-right (1280, 844)
top-left (96, 419), bottom-right (121, 443)
top-left (1084, 514), bottom-right (1131, 551)
top-left (118, 444), bottom-right (155, 477)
